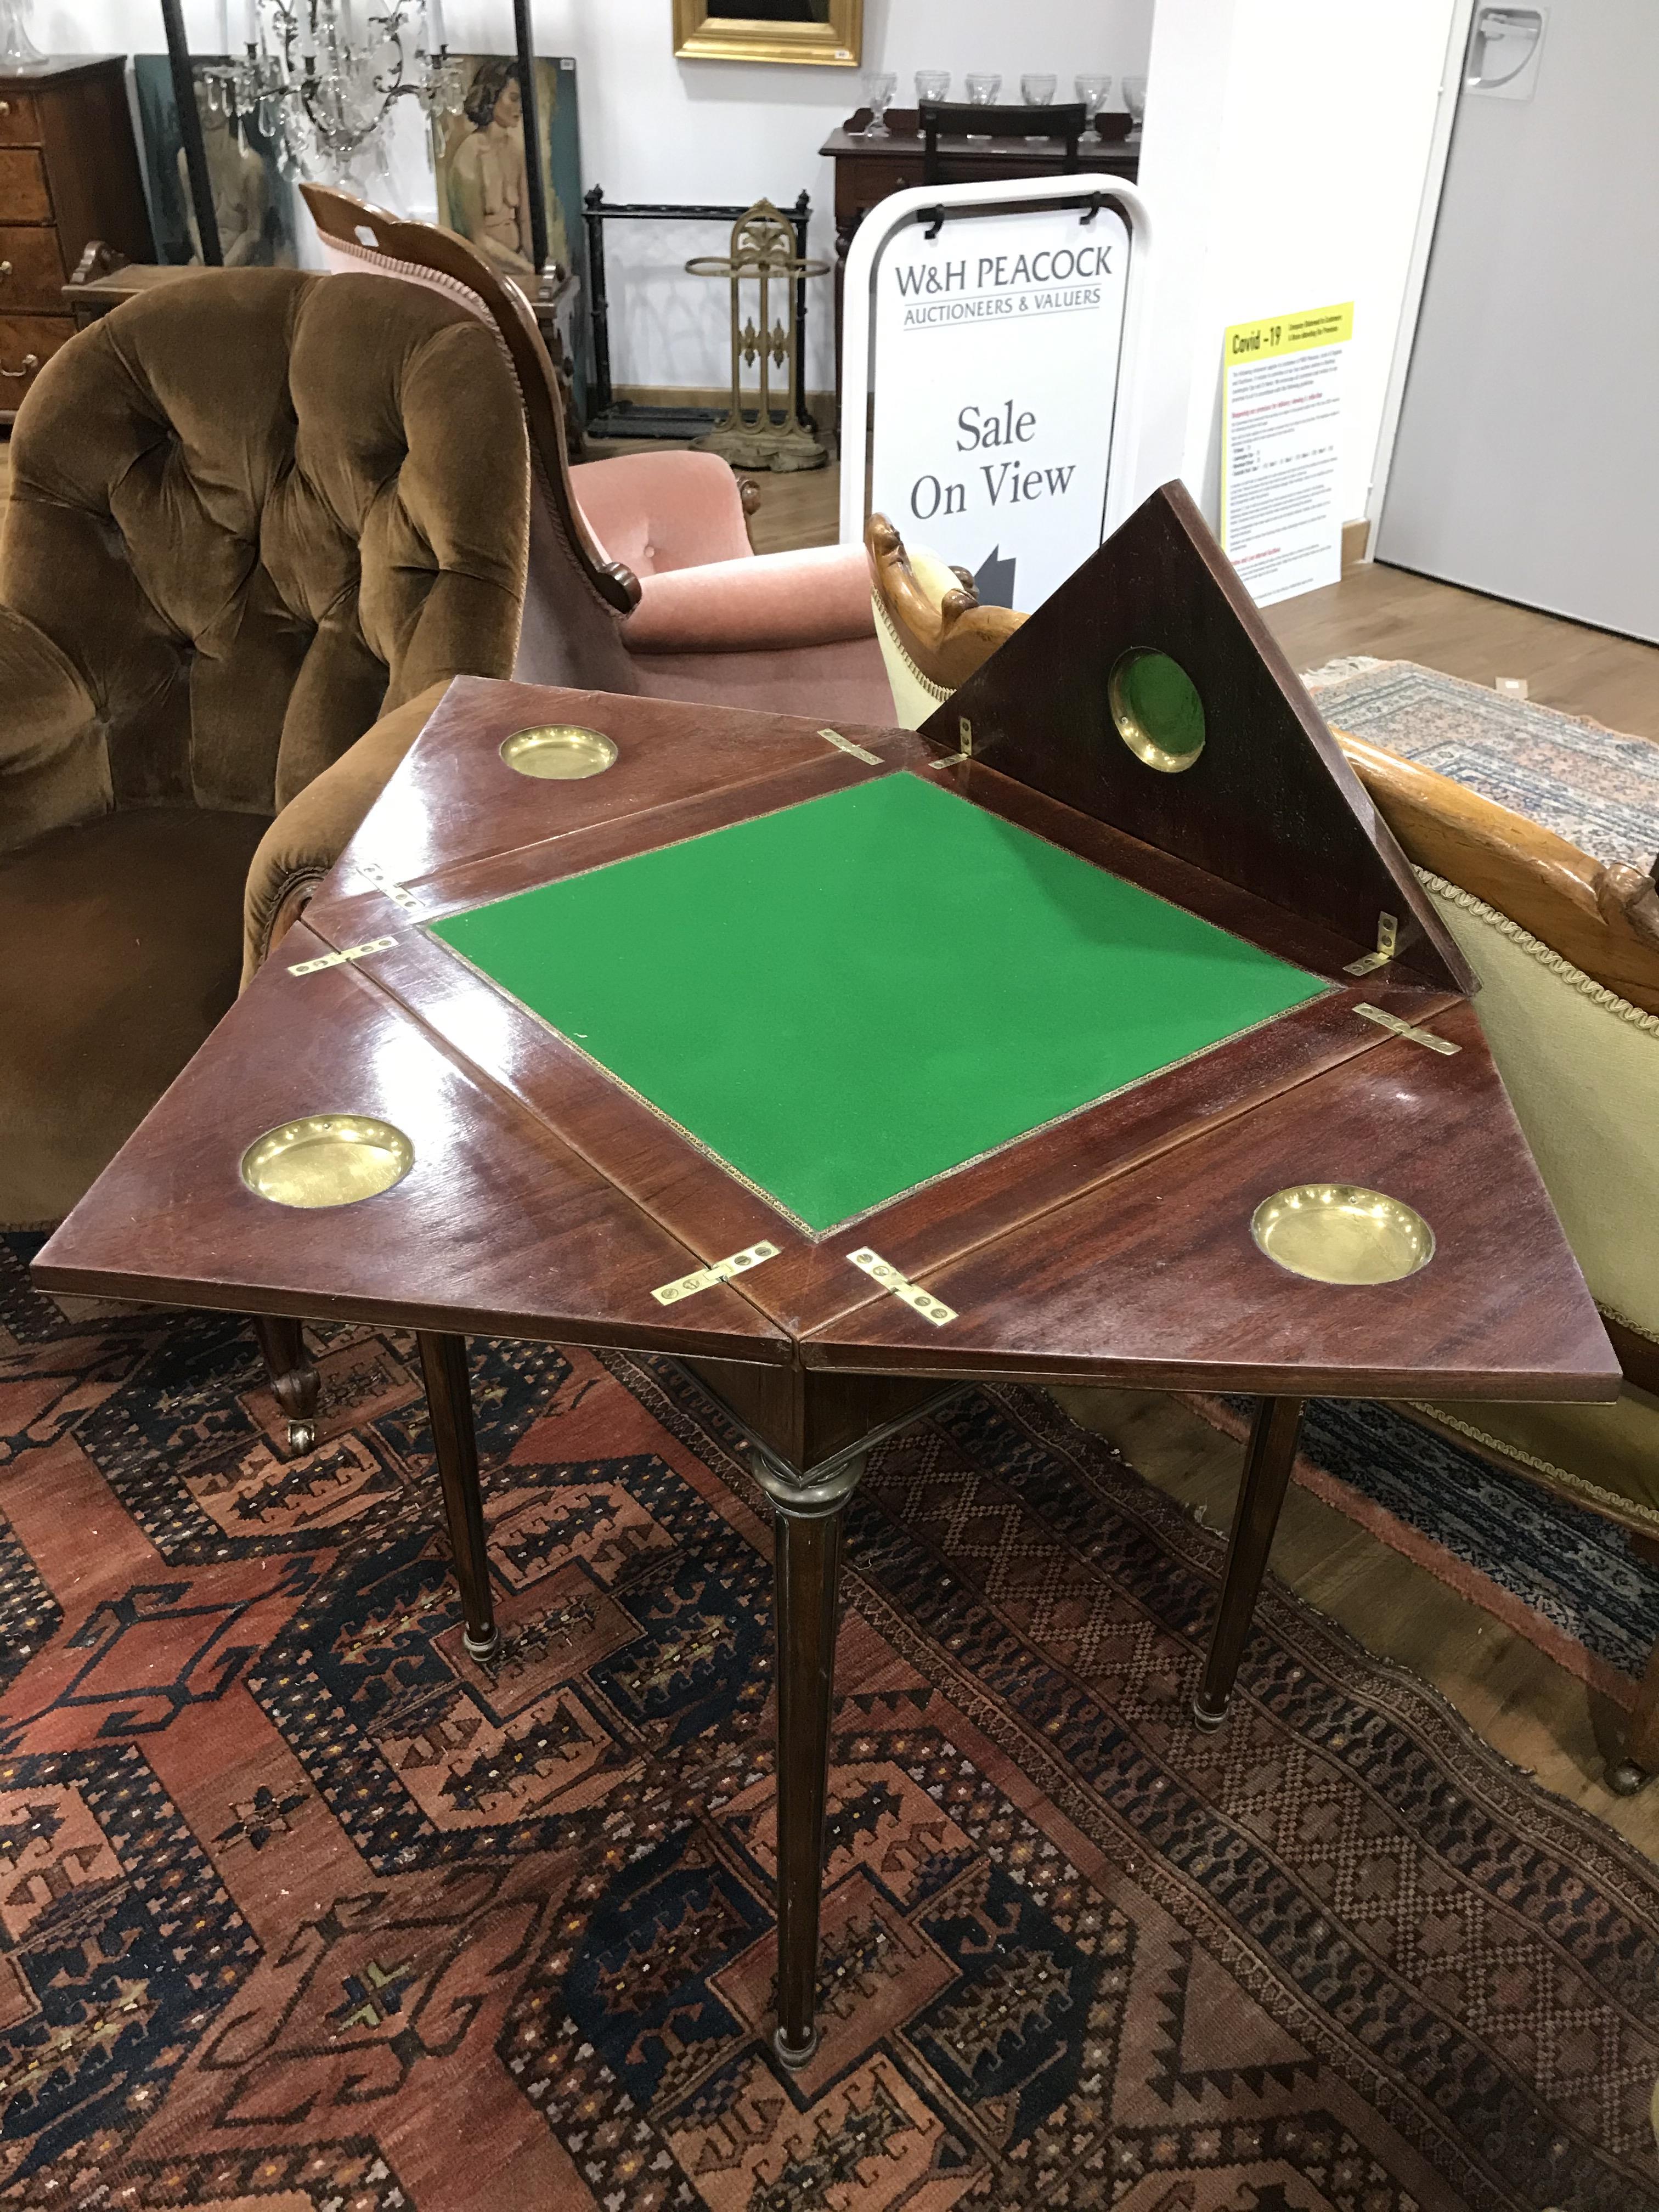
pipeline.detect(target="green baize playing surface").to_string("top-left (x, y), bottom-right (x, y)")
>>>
top-left (429, 774), bottom-right (1328, 1234)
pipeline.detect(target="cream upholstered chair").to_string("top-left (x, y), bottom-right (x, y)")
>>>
top-left (868, 509), bottom-right (1659, 1794)
top-left (301, 186), bottom-right (891, 724)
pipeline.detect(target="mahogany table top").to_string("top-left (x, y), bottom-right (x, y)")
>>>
top-left (35, 674), bottom-right (1618, 1413)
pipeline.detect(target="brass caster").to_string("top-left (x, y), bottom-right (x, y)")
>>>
top-left (1191, 1693), bottom-right (1228, 1734)
top-left (463, 1624), bottom-right (502, 1663)
top-left (772, 2023), bottom-right (818, 2070)
top-left (287, 1419), bottom-right (318, 1454)
top-left (1607, 1758), bottom-right (1651, 1797)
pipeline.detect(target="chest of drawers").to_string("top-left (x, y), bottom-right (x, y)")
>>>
top-left (0, 55), bottom-right (154, 424)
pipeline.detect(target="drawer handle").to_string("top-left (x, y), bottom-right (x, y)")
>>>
top-left (0, 102), bottom-right (10, 117)
top-left (1, 353), bottom-right (38, 380)
top-left (0, 263), bottom-right (11, 283)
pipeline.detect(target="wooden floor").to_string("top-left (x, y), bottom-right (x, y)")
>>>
top-left (742, 465), bottom-right (842, 560)
top-left (1268, 557), bottom-right (1659, 742)
top-left (13, 421), bottom-right (1656, 1855)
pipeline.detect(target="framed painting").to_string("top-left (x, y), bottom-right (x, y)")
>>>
top-left (132, 54), bottom-right (301, 267)
top-left (672, 1), bottom-right (862, 69)
top-left (431, 54), bottom-right (581, 287)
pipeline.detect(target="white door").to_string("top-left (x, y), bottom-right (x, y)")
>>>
top-left (1375, 2), bottom-right (1659, 641)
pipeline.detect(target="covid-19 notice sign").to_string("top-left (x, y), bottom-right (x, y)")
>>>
top-left (1220, 302), bottom-right (1353, 607)
top-left (864, 200), bottom-right (1134, 610)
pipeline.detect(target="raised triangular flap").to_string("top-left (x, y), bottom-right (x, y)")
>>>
top-left (920, 481), bottom-right (1474, 995)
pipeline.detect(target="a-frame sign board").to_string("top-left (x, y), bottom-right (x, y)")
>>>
top-left (920, 479), bottom-right (1475, 997)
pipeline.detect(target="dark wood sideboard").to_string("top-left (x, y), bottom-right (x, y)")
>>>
top-left (0, 55), bottom-right (154, 424)
top-left (820, 106), bottom-right (1139, 381)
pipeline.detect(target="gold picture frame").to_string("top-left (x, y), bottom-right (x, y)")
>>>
top-left (672, 0), bottom-right (862, 69)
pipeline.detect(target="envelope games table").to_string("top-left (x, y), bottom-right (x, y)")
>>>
top-left (36, 486), bottom-right (1618, 2068)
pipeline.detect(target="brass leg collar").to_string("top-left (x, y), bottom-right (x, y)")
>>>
top-left (748, 1445), bottom-right (867, 1519)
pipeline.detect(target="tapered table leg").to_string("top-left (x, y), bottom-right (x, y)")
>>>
top-left (749, 1447), bottom-right (867, 2070)
top-left (416, 1330), bottom-right (500, 1662)
top-left (1609, 1594), bottom-right (1659, 1795)
top-left (253, 1314), bottom-right (321, 1453)
top-left (1194, 1395), bottom-right (1304, 1731)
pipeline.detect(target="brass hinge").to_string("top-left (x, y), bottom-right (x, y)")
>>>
top-left (1344, 911), bottom-right (1399, 977)
top-left (930, 715), bottom-right (973, 772)
top-left (1353, 1002), bottom-right (1460, 1056)
top-left (653, 1240), bottom-right (780, 1307)
top-left (848, 1246), bottom-right (956, 1327)
top-left (819, 725), bottom-right (881, 766)
top-left (287, 935), bottom-right (397, 977)
top-left (357, 858), bottom-right (423, 916)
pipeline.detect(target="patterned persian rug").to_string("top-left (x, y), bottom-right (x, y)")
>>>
top-left (3, 1234), bottom-right (1659, 2211)
top-left (1304, 658), bottom-right (1659, 866)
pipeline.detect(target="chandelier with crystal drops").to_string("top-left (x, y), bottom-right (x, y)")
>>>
top-left (205, 0), bottom-right (465, 187)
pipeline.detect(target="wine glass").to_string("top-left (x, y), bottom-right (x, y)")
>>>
top-left (860, 70), bottom-right (897, 138)
top-left (1020, 72), bottom-right (1056, 140)
top-left (1075, 72), bottom-right (1112, 138)
top-left (964, 72), bottom-right (1001, 139)
top-left (1123, 74), bottom-right (1148, 137)
top-left (914, 69), bottom-right (950, 105)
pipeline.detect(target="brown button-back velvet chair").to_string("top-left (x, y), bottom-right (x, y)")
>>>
top-left (0, 267), bottom-right (530, 1232)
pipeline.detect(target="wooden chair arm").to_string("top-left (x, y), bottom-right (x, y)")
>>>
top-left (1334, 729), bottom-right (1659, 1016)
top-left (865, 512), bottom-right (1026, 693)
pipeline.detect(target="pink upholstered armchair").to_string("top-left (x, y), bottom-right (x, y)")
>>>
top-left (573, 446), bottom-right (883, 712)
top-left (301, 187), bottom-right (890, 724)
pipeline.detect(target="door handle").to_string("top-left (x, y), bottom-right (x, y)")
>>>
top-left (0, 353), bottom-right (38, 380)
top-left (1466, 5), bottom-right (1544, 89)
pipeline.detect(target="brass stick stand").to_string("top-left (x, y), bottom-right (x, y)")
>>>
top-left (686, 199), bottom-right (829, 473)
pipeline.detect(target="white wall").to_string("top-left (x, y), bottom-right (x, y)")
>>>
top-left (1132, 0), bottom-right (1458, 527)
top-left (51, 0), bottom-right (1153, 392)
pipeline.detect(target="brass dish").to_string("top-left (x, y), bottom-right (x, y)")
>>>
top-left (1108, 647), bottom-right (1206, 773)
top-left (1250, 1183), bottom-right (1434, 1285)
top-left (499, 725), bottom-right (618, 780)
top-left (240, 1115), bottom-right (415, 1209)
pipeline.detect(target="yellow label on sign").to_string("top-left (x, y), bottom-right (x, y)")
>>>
top-left (1225, 302), bottom-right (1353, 364)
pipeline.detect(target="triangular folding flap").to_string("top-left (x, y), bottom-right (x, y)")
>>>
top-left (921, 482), bottom-right (1474, 995)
